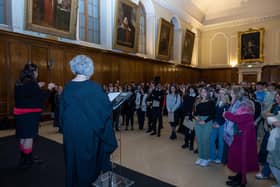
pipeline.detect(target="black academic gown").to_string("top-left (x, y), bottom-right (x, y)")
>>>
top-left (60, 80), bottom-right (118, 187)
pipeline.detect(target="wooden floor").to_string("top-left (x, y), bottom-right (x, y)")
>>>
top-left (0, 119), bottom-right (275, 187)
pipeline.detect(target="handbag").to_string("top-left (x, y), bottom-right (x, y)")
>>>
top-left (168, 112), bottom-right (174, 122)
top-left (183, 116), bottom-right (194, 130)
top-left (267, 127), bottom-right (280, 152)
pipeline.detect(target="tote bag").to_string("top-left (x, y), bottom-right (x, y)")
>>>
top-left (183, 116), bottom-right (195, 130)
top-left (168, 112), bottom-right (174, 122)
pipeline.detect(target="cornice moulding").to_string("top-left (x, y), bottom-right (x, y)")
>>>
top-left (201, 14), bottom-right (280, 31)
top-left (153, 0), bottom-right (203, 29)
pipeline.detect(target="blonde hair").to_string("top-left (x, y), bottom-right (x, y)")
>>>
top-left (216, 88), bottom-right (230, 105)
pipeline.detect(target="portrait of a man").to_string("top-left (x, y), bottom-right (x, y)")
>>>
top-left (182, 29), bottom-right (195, 65)
top-left (238, 28), bottom-right (264, 63)
top-left (241, 34), bottom-right (259, 59)
top-left (26, 0), bottom-right (78, 39)
top-left (156, 18), bottom-right (174, 60)
top-left (158, 25), bottom-right (170, 56)
top-left (113, 0), bottom-right (139, 53)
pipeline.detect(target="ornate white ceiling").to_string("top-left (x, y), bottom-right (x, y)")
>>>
top-left (154, 0), bottom-right (280, 27)
top-left (188, 0), bottom-right (280, 24)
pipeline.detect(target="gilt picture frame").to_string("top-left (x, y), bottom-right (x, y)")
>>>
top-left (26, 0), bottom-right (78, 39)
top-left (156, 18), bottom-right (174, 60)
top-left (182, 29), bottom-right (195, 65)
top-left (113, 0), bottom-right (139, 53)
top-left (238, 28), bottom-right (264, 63)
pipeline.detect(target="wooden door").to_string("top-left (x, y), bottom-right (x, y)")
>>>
top-left (243, 73), bottom-right (257, 83)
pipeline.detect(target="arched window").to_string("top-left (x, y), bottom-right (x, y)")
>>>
top-left (0, 0), bottom-right (11, 25)
top-left (79, 0), bottom-right (100, 44)
top-left (138, 2), bottom-right (146, 54)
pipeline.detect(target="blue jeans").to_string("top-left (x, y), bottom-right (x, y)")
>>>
top-left (271, 166), bottom-right (280, 186)
top-left (261, 162), bottom-right (271, 177)
top-left (210, 125), bottom-right (224, 161)
top-left (195, 116), bottom-right (213, 160)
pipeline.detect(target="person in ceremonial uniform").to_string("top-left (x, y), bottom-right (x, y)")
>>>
top-left (60, 55), bottom-right (118, 187)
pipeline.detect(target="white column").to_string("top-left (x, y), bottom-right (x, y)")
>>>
top-left (11, 0), bottom-right (25, 32)
top-left (238, 70), bottom-right (243, 83)
top-left (257, 70), bottom-right (262, 81)
top-left (146, 13), bottom-right (156, 57)
top-left (192, 35), bottom-right (199, 66)
top-left (103, 0), bottom-right (114, 49)
top-left (173, 28), bottom-right (183, 64)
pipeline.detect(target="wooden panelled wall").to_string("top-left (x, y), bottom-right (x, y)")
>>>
top-left (200, 68), bottom-right (238, 84)
top-left (262, 66), bottom-right (280, 82)
top-left (1, 30), bottom-right (279, 117)
top-left (0, 30), bottom-right (202, 116)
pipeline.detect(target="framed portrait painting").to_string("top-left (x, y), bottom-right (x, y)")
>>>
top-left (156, 18), bottom-right (174, 60)
top-left (26, 0), bottom-right (78, 39)
top-left (182, 29), bottom-right (195, 65)
top-left (238, 28), bottom-right (264, 63)
top-left (113, 0), bottom-right (139, 53)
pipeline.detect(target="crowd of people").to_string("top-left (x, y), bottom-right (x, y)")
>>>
top-left (103, 80), bottom-right (280, 187)
top-left (13, 55), bottom-right (280, 187)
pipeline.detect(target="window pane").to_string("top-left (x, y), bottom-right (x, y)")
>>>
top-left (79, 0), bottom-right (85, 13)
top-left (79, 0), bottom-right (100, 44)
top-left (88, 17), bottom-right (94, 29)
top-left (88, 30), bottom-right (94, 43)
top-left (79, 27), bottom-right (85, 41)
top-left (79, 14), bottom-right (85, 27)
top-left (94, 31), bottom-right (99, 43)
top-left (88, 4), bottom-right (93, 17)
top-left (0, 0), bottom-right (5, 24)
top-left (93, 18), bottom-right (99, 30)
top-left (93, 0), bottom-right (99, 6)
top-left (93, 5), bottom-right (99, 18)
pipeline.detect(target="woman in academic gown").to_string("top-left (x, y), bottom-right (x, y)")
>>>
top-left (60, 55), bottom-right (118, 187)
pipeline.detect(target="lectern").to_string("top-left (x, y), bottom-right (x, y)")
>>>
top-left (92, 92), bottom-right (135, 187)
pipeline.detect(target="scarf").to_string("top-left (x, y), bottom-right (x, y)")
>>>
top-left (224, 97), bottom-right (254, 146)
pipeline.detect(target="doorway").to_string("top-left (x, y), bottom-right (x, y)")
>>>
top-left (242, 73), bottom-right (258, 83)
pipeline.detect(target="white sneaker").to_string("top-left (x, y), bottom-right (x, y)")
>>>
top-left (256, 172), bottom-right (269, 179)
top-left (195, 158), bottom-right (203, 165)
top-left (215, 159), bottom-right (221, 164)
top-left (200, 159), bottom-right (209, 167)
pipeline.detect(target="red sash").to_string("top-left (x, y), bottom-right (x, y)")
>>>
top-left (13, 107), bottom-right (42, 115)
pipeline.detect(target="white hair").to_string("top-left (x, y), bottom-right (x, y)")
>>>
top-left (69, 55), bottom-right (94, 78)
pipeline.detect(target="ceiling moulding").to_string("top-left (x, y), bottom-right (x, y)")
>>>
top-left (153, 0), bottom-right (203, 29)
top-left (201, 14), bottom-right (280, 31)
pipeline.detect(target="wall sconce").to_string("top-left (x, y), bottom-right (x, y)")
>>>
top-left (47, 59), bottom-right (55, 70)
top-left (230, 60), bottom-right (237, 67)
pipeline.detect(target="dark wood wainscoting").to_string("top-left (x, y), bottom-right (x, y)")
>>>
top-left (1, 30), bottom-right (279, 116)
top-left (0, 30), bottom-right (201, 116)
top-left (200, 68), bottom-right (238, 84)
top-left (262, 65), bottom-right (280, 83)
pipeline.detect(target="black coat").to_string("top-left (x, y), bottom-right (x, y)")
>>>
top-left (14, 81), bottom-right (48, 138)
top-left (60, 80), bottom-right (117, 187)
